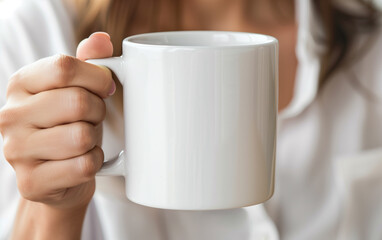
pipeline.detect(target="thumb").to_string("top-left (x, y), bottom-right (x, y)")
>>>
top-left (76, 32), bottom-right (113, 61)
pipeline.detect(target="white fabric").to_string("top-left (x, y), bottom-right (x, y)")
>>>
top-left (279, 0), bottom-right (321, 119)
top-left (0, 0), bottom-right (382, 239)
top-left (266, 3), bottom-right (382, 240)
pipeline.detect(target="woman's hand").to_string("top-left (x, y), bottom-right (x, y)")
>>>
top-left (0, 32), bottom-right (114, 239)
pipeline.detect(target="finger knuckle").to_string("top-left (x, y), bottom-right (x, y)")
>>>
top-left (6, 71), bottom-right (23, 97)
top-left (72, 123), bottom-right (95, 152)
top-left (77, 153), bottom-right (98, 178)
top-left (98, 99), bottom-right (107, 121)
top-left (17, 172), bottom-right (40, 202)
top-left (44, 190), bottom-right (68, 203)
top-left (92, 146), bottom-right (104, 168)
top-left (53, 54), bottom-right (76, 86)
top-left (70, 88), bottom-right (90, 119)
top-left (0, 107), bottom-right (17, 131)
top-left (2, 138), bottom-right (23, 164)
top-left (98, 67), bottom-right (113, 96)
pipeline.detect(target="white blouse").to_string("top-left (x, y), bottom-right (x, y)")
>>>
top-left (0, 0), bottom-right (382, 240)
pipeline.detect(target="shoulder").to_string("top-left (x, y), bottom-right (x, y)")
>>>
top-left (347, 25), bottom-right (382, 102)
top-left (0, 0), bottom-right (77, 103)
top-left (353, 25), bottom-right (382, 76)
top-left (0, 0), bottom-right (76, 58)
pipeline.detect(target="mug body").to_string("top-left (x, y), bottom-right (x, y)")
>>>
top-left (121, 31), bottom-right (278, 210)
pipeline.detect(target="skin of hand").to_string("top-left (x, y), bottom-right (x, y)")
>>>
top-left (0, 32), bottom-right (115, 239)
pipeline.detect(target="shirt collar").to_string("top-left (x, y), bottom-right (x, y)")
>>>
top-left (278, 0), bottom-right (321, 119)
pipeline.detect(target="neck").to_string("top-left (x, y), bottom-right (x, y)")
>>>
top-left (179, 0), bottom-right (295, 31)
top-left (180, 0), bottom-right (247, 30)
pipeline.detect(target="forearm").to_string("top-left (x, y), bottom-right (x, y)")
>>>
top-left (11, 198), bottom-right (87, 240)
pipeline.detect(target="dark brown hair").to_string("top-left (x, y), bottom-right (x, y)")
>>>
top-left (313, 0), bottom-right (380, 87)
top-left (73, 0), bottom-right (181, 56)
top-left (71, 0), bottom-right (380, 88)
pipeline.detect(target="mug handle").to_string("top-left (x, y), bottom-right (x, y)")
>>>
top-left (86, 57), bottom-right (125, 177)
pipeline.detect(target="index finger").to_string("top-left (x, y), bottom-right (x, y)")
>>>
top-left (9, 54), bottom-right (115, 99)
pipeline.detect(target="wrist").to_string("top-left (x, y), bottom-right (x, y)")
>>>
top-left (11, 198), bottom-right (88, 240)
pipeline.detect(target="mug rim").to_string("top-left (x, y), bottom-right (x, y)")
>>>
top-left (123, 30), bottom-right (278, 49)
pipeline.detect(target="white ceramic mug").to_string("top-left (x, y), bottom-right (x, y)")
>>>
top-left (87, 31), bottom-right (278, 210)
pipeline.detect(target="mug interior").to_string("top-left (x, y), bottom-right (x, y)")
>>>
top-left (125, 31), bottom-right (276, 47)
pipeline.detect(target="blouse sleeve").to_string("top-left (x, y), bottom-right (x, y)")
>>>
top-left (0, 0), bottom-right (76, 238)
top-left (347, 26), bottom-right (382, 104)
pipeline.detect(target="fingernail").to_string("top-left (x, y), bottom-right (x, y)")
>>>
top-left (109, 80), bottom-right (116, 96)
top-left (90, 32), bottom-right (111, 39)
